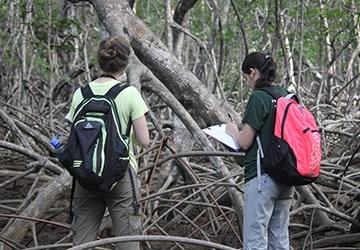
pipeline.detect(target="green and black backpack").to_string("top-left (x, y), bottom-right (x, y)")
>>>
top-left (59, 82), bottom-right (131, 192)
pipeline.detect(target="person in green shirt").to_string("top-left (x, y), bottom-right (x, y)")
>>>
top-left (226, 52), bottom-right (294, 250)
top-left (66, 36), bottom-right (149, 250)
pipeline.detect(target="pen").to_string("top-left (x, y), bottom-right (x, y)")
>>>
top-left (227, 113), bottom-right (233, 122)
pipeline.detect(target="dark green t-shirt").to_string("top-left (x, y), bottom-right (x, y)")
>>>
top-left (242, 85), bottom-right (288, 183)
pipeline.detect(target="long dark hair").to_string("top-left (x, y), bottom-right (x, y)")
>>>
top-left (241, 52), bottom-right (277, 89)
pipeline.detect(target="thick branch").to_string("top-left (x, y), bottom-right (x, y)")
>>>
top-left (0, 171), bottom-right (72, 243)
top-left (89, 0), bottom-right (240, 127)
top-left (172, 0), bottom-right (198, 44)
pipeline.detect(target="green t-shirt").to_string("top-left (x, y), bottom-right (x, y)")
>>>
top-left (242, 85), bottom-right (288, 183)
top-left (65, 79), bottom-right (149, 172)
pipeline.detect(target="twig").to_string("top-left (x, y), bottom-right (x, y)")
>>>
top-left (67, 235), bottom-right (238, 250)
top-left (143, 172), bottom-right (241, 232)
top-left (31, 222), bottom-right (38, 247)
top-left (157, 197), bottom-right (234, 211)
top-left (297, 232), bottom-right (360, 250)
top-left (139, 150), bottom-right (245, 174)
top-left (0, 167), bottom-right (37, 188)
top-left (0, 169), bottom-right (53, 183)
top-left (169, 21), bottom-right (227, 102)
top-left (0, 213), bottom-right (70, 229)
top-left (290, 204), bottom-right (356, 225)
top-left (0, 109), bottom-right (32, 149)
top-left (154, 221), bottom-right (185, 250)
top-left (0, 140), bottom-right (63, 174)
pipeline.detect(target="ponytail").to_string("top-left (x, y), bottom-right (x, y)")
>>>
top-left (241, 52), bottom-right (277, 89)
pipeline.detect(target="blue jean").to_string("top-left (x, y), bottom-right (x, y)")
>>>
top-left (243, 174), bottom-right (294, 250)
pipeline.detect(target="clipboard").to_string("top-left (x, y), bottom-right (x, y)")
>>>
top-left (202, 124), bottom-right (240, 150)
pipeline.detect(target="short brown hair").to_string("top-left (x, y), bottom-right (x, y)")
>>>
top-left (97, 37), bottom-right (131, 74)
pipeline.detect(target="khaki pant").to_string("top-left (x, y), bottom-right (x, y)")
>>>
top-left (72, 167), bottom-right (141, 250)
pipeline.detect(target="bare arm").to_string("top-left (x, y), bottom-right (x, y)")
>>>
top-left (225, 122), bottom-right (256, 150)
top-left (132, 115), bottom-right (149, 148)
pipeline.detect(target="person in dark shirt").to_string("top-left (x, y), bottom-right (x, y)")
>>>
top-left (226, 52), bottom-right (294, 250)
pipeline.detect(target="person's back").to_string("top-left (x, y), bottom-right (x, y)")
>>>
top-left (242, 85), bottom-right (288, 184)
top-left (226, 52), bottom-right (294, 250)
top-left (66, 36), bottom-right (149, 250)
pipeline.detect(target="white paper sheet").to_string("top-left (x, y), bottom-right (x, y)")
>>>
top-left (202, 124), bottom-right (240, 150)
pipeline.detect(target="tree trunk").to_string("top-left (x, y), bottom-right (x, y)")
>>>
top-left (88, 0), bottom-right (239, 127)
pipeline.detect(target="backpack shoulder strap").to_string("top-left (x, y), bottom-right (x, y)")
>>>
top-left (81, 84), bottom-right (94, 99)
top-left (105, 83), bottom-right (130, 99)
top-left (105, 83), bottom-right (132, 136)
top-left (258, 86), bottom-right (282, 100)
top-left (258, 86), bottom-right (300, 103)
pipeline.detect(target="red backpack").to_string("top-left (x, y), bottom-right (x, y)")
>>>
top-left (258, 87), bottom-right (321, 186)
